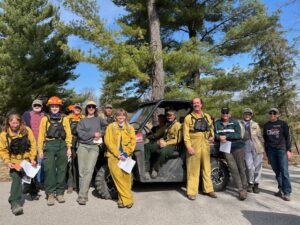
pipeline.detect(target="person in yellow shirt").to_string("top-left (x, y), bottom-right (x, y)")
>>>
top-left (0, 113), bottom-right (36, 215)
top-left (66, 103), bottom-right (84, 194)
top-left (183, 97), bottom-right (217, 200)
top-left (105, 109), bottom-right (136, 208)
top-left (144, 110), bottom-right (181, 179)
top-left (38, 96), bottom-right (72, 206)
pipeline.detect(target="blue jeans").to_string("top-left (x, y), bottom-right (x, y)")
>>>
top-left (267, 147), bottom-right (292, 194)
top-left (36, 158), bottom-right (45, 184)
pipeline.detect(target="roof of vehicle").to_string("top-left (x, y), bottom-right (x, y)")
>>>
top-left (139, 99), bottom-right (191, 108)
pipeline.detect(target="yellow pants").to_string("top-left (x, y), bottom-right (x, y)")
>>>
top-left (186, 138), bottom-right (214, 196)
top-left (108, 157), bottom-right (133, 206)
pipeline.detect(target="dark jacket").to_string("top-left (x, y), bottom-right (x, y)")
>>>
top-left (263, 119), bottom-right (292, 151)
top-left (214, 118), bottom-right (244, 151)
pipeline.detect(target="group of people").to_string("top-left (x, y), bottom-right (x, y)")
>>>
top-left (143, 97), bottom-right (292, 203)
top-left (0, 96), bottom-right (136, 215)
top-left (0, 96), bottom-right (293, 216)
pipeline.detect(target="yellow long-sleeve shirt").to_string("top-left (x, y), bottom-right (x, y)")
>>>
top-left (105, 122), bottom-right (136, 158)
top-left (164, 121), bottom-right (182, 146)
top-left (183, 112), bottom-right (214, 148)
top-left (0, 127), bottom-right (36, 165)
top-left (38, 116), bottom-right (72, 153)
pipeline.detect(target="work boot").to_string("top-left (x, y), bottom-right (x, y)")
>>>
top-left (47, 194), bottom-right (55, 206)
top-left (187, 195), bottom-right (196, 201)
top-left (238, 190), bottom-right (247, 201)
top-left (67, 187), bottom-right (73, 194)
top-left (151, 170), bottom-right (158, 179)
top-left (247, 183), bottom-right (254, 193)
top-left (283, 193), bottom-right (291, 201)
top-left (11, 204), bottom-right (23, 215)
top-left (77, 196), bottom-right (86, 205)
top-left (56, 195), bottom-right (65, 203)
top-left (206, 192), bottom-right (217, 198)
top-left (253, 183), bottom-right (260, 194)
top-left (274, 190), bottom-right (283, 198)
top-left (144, 172), bottom-right (151, 180)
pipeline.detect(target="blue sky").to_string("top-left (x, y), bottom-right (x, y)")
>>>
top-left (63, 0), bottom-right (300, 97)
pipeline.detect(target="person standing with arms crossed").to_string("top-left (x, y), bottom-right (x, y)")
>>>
top-left (183, 97), bottom-right (217, 200)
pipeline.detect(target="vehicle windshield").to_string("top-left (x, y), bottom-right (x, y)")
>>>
top-left (129, 104), bottom-right (155, 130)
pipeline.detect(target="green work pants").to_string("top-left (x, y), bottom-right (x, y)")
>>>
top-left (43, 140), bottom-right (68, 195)
top-left (8, 169), bottom-right (23, 206)
top-left (144, 142), bottom-right (176, 171)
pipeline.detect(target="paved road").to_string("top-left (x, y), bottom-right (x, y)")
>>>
top-left (0, 166), bottom-right (299, 225)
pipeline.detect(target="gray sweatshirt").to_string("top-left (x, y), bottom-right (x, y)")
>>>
top-left (76, 117), bottom-right (108, 145)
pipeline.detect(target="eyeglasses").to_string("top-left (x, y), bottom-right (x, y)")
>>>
top-left (87, 105), bottom-right (96, 109)
top-left (33, 104), bottom-right (42, 108)
top-left (269, 111), bottom-right (277, 115)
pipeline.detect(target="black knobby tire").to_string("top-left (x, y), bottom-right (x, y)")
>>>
top-left (210, 159), bottom-right (229, 192)
top-left (94, 164), bottom-right (118, 199)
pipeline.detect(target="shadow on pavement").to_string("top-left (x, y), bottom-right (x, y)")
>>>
top-left (242, 210), bottom-right (300, 225)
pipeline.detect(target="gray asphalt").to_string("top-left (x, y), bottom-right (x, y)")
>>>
top-left (0, 166), bottom-right (299, 225)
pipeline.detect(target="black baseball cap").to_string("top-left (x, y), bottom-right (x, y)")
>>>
top-left (221, 107), bottom-right (230, 114)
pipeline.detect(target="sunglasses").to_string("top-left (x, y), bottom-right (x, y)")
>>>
top-left (269, 111), bottom-right (277, 115)
top-left (222, 112), bottom-right (229, 115)
top-left (87, 105), bottom-right (96, 109)
top-left (33, 104), bottom-right (42, 108)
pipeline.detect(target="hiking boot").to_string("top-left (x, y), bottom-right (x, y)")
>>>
top-left (11, 204), bottom-right (23, 215)
top-left (151, 170), bottom-right (158, 179)
top-left (274, 190), bottom-right (283, 198)
top-left (283, 194), bottom-right (291, 201)
top-left (239, 190), bottom-right (247, 201)
top-left (206, 192), bottom-right (217, 198)
top-left (126, 203), bottom-right (133, 209)
top-left (67, 187), bottom-right (73, 194)
top-left (77, 196), bottom-right (86, 205)
top-left (187, 195), bottom-right (196, 201)
top-left (144, 172), bottom-right (151, 180)
top-left (253, 183), bottom-right (260, 194)
top-left (56, 195), bottom-right (65, 203)
top-left (47, 194), bottom-right (55, 206)
top-left (247, 183), bottom-right (254, 193)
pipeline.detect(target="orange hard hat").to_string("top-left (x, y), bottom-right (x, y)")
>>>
top-left (67, 104), bottom-right (75, 111)
top-left (47, 96), bottom-right (63, 106)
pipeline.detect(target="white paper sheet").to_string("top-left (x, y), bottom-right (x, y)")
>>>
top-left (219, 141), bottom-right (232, 154)
top-left (20, 160), bottom-right (41, 178)
top-left (118, 157), bottom-right (136, 173)
top-left (22, 175), bottom-right (32, 184)
top-left (93, 138), bottom-right (103, 144)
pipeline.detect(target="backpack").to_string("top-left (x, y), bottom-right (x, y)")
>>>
top-left (190, 113), bottom-right (210, 132)
top-left (46, 116), bottom-right (66, 140)
top-left (6, 133), bottom-right (31, 155)
top-left (69, 119), bottom-right (79, 136)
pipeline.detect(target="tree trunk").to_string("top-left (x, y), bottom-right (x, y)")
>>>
top-left (147, 0), bottom-right (165, 101)
top-left (188, 25), bottom-right (200, 89)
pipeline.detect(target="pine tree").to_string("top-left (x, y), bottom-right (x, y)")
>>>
top-left (0, 0), bottom-right (78, 115)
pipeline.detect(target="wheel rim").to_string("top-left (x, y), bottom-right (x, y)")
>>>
top-left (211, 167), bottom-right (225, 185)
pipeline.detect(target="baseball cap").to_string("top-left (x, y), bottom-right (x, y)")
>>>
top-left (221, 107), bottom-right (230, 114)
top-left (243, 108), bottom-right (253, 114)
top-left (32, 99), bottom-right (43, 107)
top-left (268, 108), bottom-right (279, 114)
top-left (105, 104), bottom-right (113, 109)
